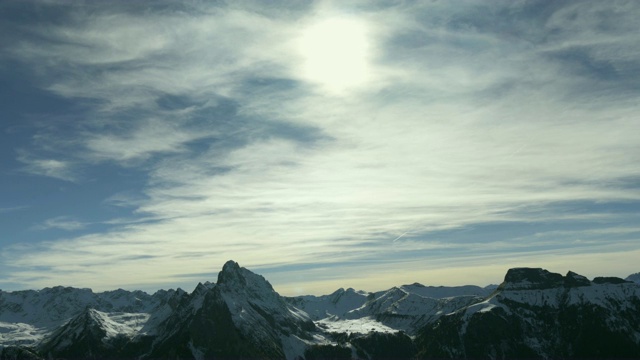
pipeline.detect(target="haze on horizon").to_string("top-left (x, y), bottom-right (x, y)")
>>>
top-left (1, 0), bottom-right (639, 296)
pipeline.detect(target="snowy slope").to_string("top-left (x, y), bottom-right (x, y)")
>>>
top-left (342, 287), bottom-right (483, 334)
top-left (287, 283), bottom-right (486, 335)
top-left (39, 309), bottom-right (149, 356)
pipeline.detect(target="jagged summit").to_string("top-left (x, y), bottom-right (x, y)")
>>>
top-left (564, 270), bottom-right (591, 287)
top-left (215, 260), bottom-right (276, 297)
top-left (217, 260), bottom-right (244, 285)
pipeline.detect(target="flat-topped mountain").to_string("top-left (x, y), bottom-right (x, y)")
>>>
top-left (415, 268), bottom-right (640, 359)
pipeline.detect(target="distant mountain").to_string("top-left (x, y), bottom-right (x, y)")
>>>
top-left (285, 282), bottom-right (489, 336)
top-left (0, 285), bottom-right (174, 349)
top-left (1, 262), bottom-right (639, 359)
top-left (626, 272), bottom-right (640, 284)
top-left (286, 287), bottom-right (370, 320)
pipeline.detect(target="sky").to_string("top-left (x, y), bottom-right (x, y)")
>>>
top-left (1, 0), bottom-right (640, 296)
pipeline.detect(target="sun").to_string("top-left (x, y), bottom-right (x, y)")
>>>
top-left (297, 17), bottom-right (371, 94)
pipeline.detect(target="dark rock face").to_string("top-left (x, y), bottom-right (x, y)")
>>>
top-left (147, 288), bottom-right (272, 359)
top-left (500, 267), bottom-right (565, 290)
top-left (416, 307), bottom-right (538, 359)
top-left (0, 346), bottom-right (43, 360)
top-left (564, 271), bottom-right (591, 287)
top-left (216, 260), bottom-right (247, 287)
top-left (351, 332), bottom-right (416, 360)
top-left (592, 276), bottom-right (630, 285)
top-left (304, 344), bottom-right (352, 360)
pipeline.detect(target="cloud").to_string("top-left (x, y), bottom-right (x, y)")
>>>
top-left (84, 119), bottom-right (216, 163)
top-left (17, 150), bottom-right (77, 182)
top-left (2, 1), bottom-right (640, 292)
top-left (33, 216), bottom-right (87, 231)
top-left (0, 206), bottom-right (29, 214)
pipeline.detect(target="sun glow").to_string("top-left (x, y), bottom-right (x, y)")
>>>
top-left (297, 17), bottom-right (371, 94)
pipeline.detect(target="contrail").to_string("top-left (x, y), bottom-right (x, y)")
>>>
top-left (392, 231), bottom-right (410, 242)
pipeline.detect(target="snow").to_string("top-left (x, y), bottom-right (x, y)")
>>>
top-left (316, 316), bottom-right (398, 335)
top-left (288, 288), bottom-right (370, 320)
top-left (280, 334), bottom-right (309, 360)
top-left (495, 282), bottom-right (640, 310)
top-left (460, 299), bottom-right (501, 320)
top-left (88, 310), bottom-right (150, 339)
top-left (0, 321), bottom-right (48, 346)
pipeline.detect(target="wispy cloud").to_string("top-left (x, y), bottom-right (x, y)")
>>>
top-left (17, 150), bottom-right (77, 182)
top-left (33, 216), bottom-right (88, 231)
top-left (0, 206), bottom-right (29, 214)
top-left (2, 1), bottom-right (640, 292)
top-left (84, 119), bottom-right (216, 163)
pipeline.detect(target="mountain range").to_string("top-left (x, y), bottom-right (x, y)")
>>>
top-left (1, 261), bottom-right (639, 359)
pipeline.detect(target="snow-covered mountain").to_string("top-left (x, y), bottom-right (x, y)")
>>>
top-left (286, 288), bottom-right (370, 320)
top-left (0, 285), bottom-right (174, 349)
top-left (626, 272), bottom-right (640, 284)
top-left (286, 281), bottom-right (492, 336)
top-left (414, 268), bottom-right (640, 359)
top-left (145, 260), bottom-right (317, 359)
top-left (1, 262), bottom-right (639, 359)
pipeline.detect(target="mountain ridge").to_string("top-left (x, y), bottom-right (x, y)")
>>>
top-left (1, 262), bottom-right (639, 359)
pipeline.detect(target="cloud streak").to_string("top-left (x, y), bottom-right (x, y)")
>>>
top-left (1, 0), bottom-right (640, 293)
top-left (33, 216), bottom-right (88, 231)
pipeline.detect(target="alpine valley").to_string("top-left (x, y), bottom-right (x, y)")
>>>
top-left (1, 261), bottom-right (639, 359)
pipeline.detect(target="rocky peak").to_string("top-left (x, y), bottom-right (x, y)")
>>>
top-left (499, 268), bottom-right (631, 291)
top-left (217, 260), bottom-right (247, 287)
top-left (216, 260), bottom-right (277, 297)
top-left (564, 271), bottom-right (591, 288)
top-left (192, 281), bottom-right (215, 297)
top-left (500, 268), bottom-right (565, 290)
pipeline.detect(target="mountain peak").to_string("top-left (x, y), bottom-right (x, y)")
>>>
top-left (626, 272), bottom-right (640, 284)
top-left (500, 268), bottom-right (564, 290)
top-left (217, 260), bottom-right (246, 286)
top-left (564, 271), bottom-right (591, 287)
top-left (215, 261), bottom-right (276, 297)
top-left (499, 268), bottom-right (630, 291)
